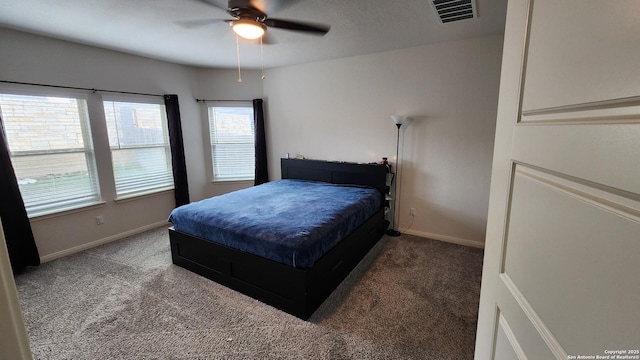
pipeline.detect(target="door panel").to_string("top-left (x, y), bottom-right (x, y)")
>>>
top-left (522, 1), bottom-right (640, 110)
top-left (497, 280), bottom-right (559, 359)
top-left (494, 315), bottom-right (526, 360)
top-left (476, 0), bottom-right (640, 359)
top-left (504, 166), bottom-right (640, 354)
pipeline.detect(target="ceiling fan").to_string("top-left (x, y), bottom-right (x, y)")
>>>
top-left (195, 0), bottom-right (331, 41)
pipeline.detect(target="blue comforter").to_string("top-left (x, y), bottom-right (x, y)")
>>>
top-left (168, 179), bottom-right (381, 269)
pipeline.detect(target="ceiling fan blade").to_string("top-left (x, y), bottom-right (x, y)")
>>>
top-left (175, 19), bottom-right (227, 29)
top-left (264, 18), bottom-right (330, 35)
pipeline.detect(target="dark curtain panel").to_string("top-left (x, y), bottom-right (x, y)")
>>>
top-left (0, 115), bottom-right (40, 273)
top-left (253, 99), bottom-right (268, 185)
top-left (164, 95), bottom-right (190, 207)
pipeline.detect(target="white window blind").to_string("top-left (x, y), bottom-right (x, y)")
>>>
top-left (208, 103), bottom-right (255, 181)
top-left (0, 93), bottom-right (101, 217)
top-left (103, 99), bottom-right (173, 197)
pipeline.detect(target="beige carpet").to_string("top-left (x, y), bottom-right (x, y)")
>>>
top-left (15, 226), bottom-right (483, 359)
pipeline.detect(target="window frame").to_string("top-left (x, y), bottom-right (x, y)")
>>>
top-left (206, 101), bottom-right (256, 183)
top-left (0, 86), bottom-right (102, 218)
top-left (102, 95), bottom-right (174, 199)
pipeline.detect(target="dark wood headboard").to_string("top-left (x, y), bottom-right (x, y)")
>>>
top-left (280, 158), bottom-right (388, 204)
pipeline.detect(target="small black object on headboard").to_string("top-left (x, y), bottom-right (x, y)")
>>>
top-left (281, 158), bottom-right (388, 206)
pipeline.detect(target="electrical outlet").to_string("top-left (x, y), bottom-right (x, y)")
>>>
top-left (96, 215), bottom-right (104, 225)
top-left (410, 208), bottom-right (416, 217)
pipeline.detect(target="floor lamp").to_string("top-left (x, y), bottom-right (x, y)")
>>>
top-left (386, 115), bottom-right (410, 237)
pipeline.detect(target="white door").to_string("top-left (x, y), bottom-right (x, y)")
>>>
top-left (475, 1), bottom-right (640, 359)
top-left (0, 222), bottom-right (32, 359)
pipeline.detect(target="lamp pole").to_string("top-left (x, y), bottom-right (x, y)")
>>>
top-left (386, 123), bottom-right (402, 237)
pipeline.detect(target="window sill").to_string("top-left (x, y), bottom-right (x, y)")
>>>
top-left (29, 201), bottom-right (107, 222)
top-left (212, 178), bottom-right (254, 184)
top-left (114, 187), bottom-right (174, 203)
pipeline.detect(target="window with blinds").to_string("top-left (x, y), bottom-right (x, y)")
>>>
top-left (0, 93), bottom-right (101, 217)
top-left (103, 99), bottom-right (173, 197)
top-left (208, 103), bottom-right (255, 181)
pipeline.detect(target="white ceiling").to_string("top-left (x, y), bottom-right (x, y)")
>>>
top-left (0, 0), bottom-right (507, 69)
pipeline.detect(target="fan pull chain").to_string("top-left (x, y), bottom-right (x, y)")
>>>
top-left (260, 36), bottom-right (266, 80)
top-left (236, 34), bottom-right (243, 83)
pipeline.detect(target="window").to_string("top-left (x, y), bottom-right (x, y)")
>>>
top-left (103, 99), bottom-right (173, 197)
top-left (208, 103), bottom-right (255, 181)
top-left (0, 93), bottom-right (100, 217)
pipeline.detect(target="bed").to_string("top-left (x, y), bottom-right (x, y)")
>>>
top-left (168, 158), bottom-right (388, 319)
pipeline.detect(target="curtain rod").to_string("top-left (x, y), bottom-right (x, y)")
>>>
top-left (0, 80), bottom-right (164, 98)
top-left (195, 99), bottom-right (252, 103)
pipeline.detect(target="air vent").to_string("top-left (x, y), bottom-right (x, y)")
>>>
top-left (431, 0), bottom-right (477, 24)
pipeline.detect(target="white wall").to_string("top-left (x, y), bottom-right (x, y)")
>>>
top-left (263, 35), bottom-right (503, 245)
top-left (0, 25), bottom-right (501, 260)
top-left (0, 28), bottom-right (262, 260)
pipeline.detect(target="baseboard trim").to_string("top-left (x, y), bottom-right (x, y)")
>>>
top-left (41, 223), bottom-right (484, 262)
top-left (40, 221), bottom-right (170, 263)
top-left (401, 229), bottom-right (485, 249)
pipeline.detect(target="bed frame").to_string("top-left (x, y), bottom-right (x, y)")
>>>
top-left (169, 158), bottom-right (388, 319)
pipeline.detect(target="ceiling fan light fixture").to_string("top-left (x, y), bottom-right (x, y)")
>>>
top-left (232, 19), bottom-right (266, 39)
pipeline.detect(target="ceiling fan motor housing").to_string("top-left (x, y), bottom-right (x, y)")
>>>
top-left (227, 0), bottom-right (266, 20)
